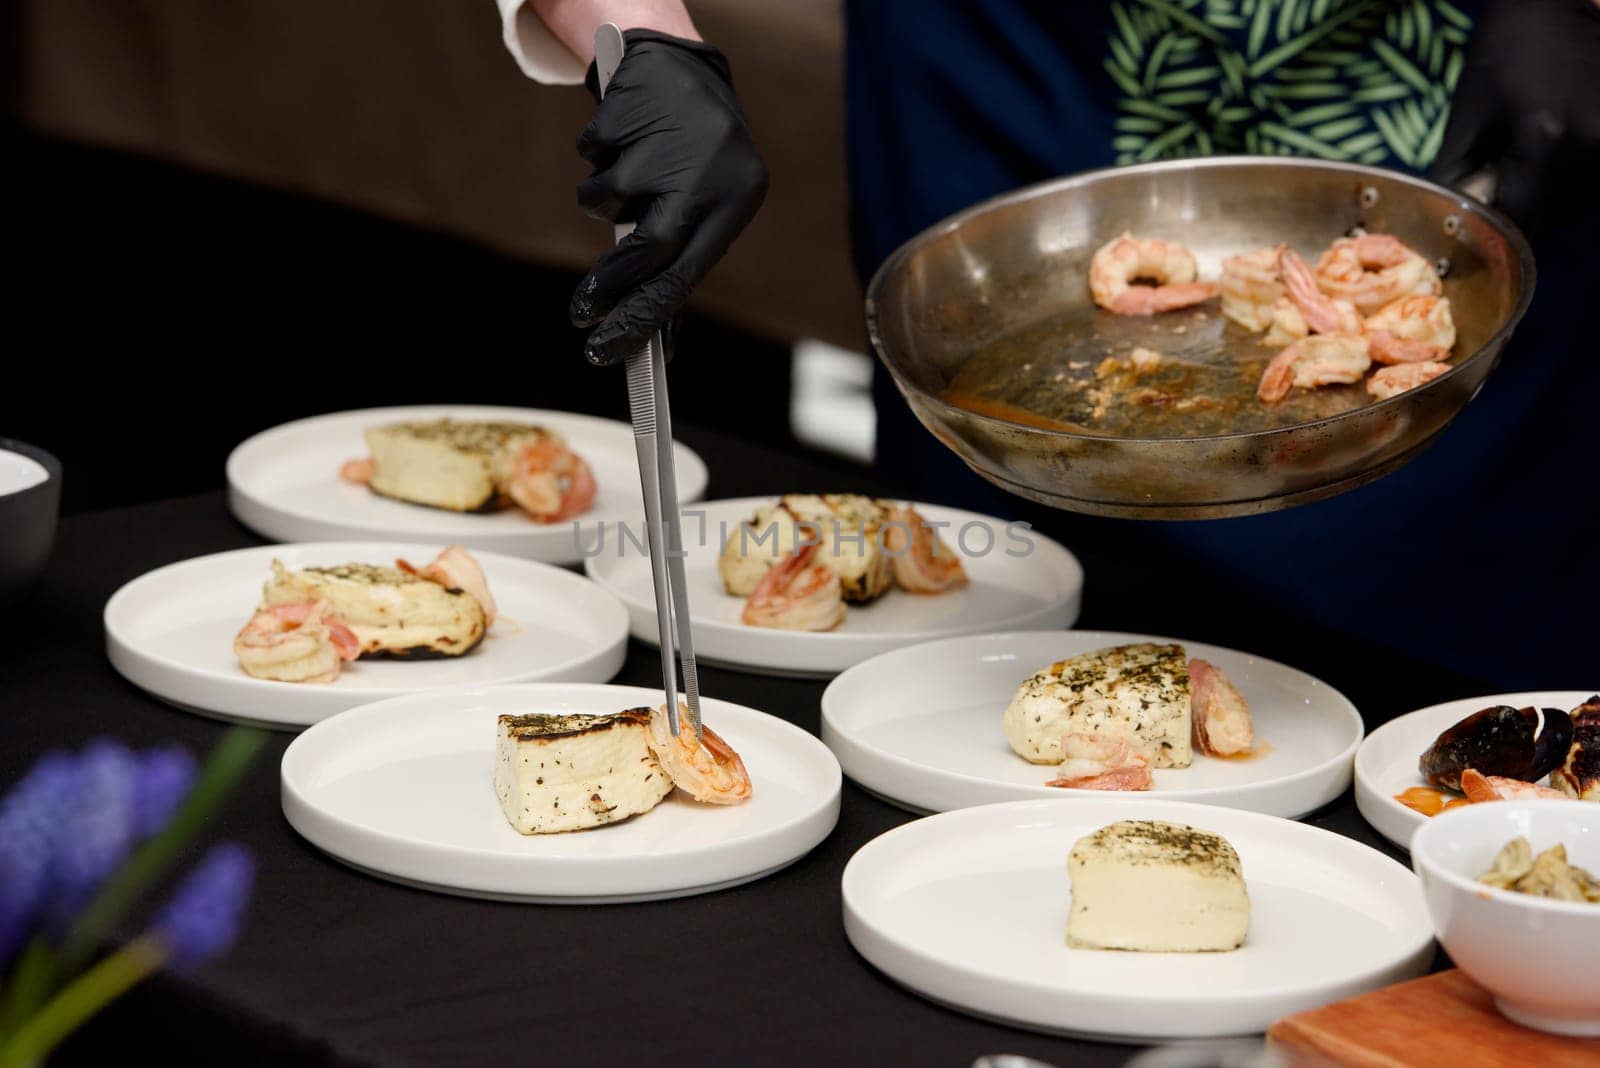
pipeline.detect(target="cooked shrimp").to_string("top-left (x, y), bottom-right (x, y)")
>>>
top-left (1263, 297), bottom-right (1308, 348)
top-left (1314, 234), bottom-right (1440, 315)
top-left (1190, 658), bottom-right (1254, 757)
top-left (1218, 246), bottom-right (1285, 332)
top-left (1365, 294), bottom-right (1456, 346)
top-left (396, 545), bottom-right (497, 626)
top-left (1393, 787), bottom-right (1472, 817)
top-left (1045, 733), bottom-right (1153, 791)
top-left (1257, 334), bottom-right (1372, 403)
top-left (234, 601), bottom-right (359, 684)
top-left (1279, 247), bottom-right (1363, 335)
top-left (741, 542), bottom-right (846, 631)
top-left (1089, 234), bottom-right (1218, 315)
top-left (882, 505), bottom-right (968, 594)
top-left (1368, 361), bottom-right (1451, 400)
top-left (1364, 294), bottom-right (1456, 364)
top-left (339, 458), bottom-right (374, 485)
top-left (505, 440), bottom-right (597, 523)
top-left (1367, 332), bottom-right (1448, 364)
top-left (646, 705), bottom-right (752, 804)
top-left (1460, 768), bottom-right (1571, 803)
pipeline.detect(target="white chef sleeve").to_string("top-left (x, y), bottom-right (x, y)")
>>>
top-left (497, 0), bottom-right (588, 84)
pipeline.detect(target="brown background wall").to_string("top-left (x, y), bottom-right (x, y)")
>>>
top-left (10, 0), bottom-right (863, 348)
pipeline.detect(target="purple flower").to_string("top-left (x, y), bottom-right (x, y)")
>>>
top-left (3, 739), bottom-right (208, 961)
top-left (132, 745), bottom-right (197, 837)
top-left (0, 752), bottom-right (79, 962)
top-left (48, 740), bottom-right (139, 920)
top-left (150, 843), bottom-right (255, 969)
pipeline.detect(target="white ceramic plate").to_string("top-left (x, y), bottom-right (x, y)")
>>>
top-left (842, 798), bottom-right (1433, 1040)
top-left (281, 684), bottom-right (842, 903)
top-left (226, 405), bottom-right (709, 565)
top-left (105, 542), bottom-right (629, 729)
top-left (822, 631), bottom-right (1361, 819)
top-left (1354, 690), bottom-right (1594, 850)
top-left (584, 497), bottom-right (1083, 677)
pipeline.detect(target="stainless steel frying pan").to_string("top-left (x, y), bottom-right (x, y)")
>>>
top-left (865, 157), bottom-right (1535, 519)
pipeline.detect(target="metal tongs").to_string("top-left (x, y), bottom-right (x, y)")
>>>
top-left (594, 23), bottom-right (702, 741)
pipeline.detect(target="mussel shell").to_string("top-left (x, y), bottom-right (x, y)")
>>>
top-left (1419, 705), bottom-right (1536, 791)
top-left (1529, 708), bottom-right (1574, 782)
top-left (1552, 696), bottom-right (1600, 799)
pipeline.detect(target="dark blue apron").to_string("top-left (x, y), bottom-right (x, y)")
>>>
top-left (845, 0), bottom-right (1597, 686)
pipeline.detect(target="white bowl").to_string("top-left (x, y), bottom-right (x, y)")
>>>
top-left (0, 439), bottom-right (62, 608)
top-left (1410, 800), bottom-right (1600, 1036)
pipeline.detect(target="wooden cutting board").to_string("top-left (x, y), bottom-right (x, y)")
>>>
top-left (1268, 970), bottom-right (1600, 1067)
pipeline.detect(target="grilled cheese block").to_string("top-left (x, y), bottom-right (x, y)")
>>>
top-left (364, 419), bottom-right (557, 512)
top-left (260, 559), bottom-right (486, 659)
top-left (1003, 643), bottom-right (1192, 768)
top-left (493, 709), bottom-right (675, 834)
top-left (719, 494), bottom-right (894, 604)
top-left (1067, 820), bottom-right (1249, 952)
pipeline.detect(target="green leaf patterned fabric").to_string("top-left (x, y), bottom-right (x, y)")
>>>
top-left (1104, 0), bottom-right (1473, 167)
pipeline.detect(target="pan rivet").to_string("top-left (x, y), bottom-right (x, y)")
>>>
top-left (1435, 256), bottom-right (1451, 278)
top-left (1443, 214), bottom-right (1461, 236)
top-left (1359, 186), bottom-right (1380, 208)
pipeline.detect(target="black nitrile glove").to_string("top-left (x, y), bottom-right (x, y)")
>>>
top-left (571, 30), bottom-right (768, 366)
top-left (1430, 0), bottom-right (1600, 235)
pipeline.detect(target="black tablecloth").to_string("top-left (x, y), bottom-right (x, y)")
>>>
top-left (1, 424), bottom-right (1498, 1067)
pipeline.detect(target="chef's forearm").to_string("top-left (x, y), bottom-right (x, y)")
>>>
top-left (530, 0), bottom-right (700, 64)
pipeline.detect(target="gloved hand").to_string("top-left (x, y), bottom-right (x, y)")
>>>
top-left (1430, 0), bottom-right (1600, 235)
top-left (571, 30), bottom-right (768, 366)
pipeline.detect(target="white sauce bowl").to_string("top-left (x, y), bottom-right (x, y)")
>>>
top-left (0, 439), bottom-right (61, 607)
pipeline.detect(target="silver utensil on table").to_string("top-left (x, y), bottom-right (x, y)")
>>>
top-left (593, 22), bottom-right (702, 739)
